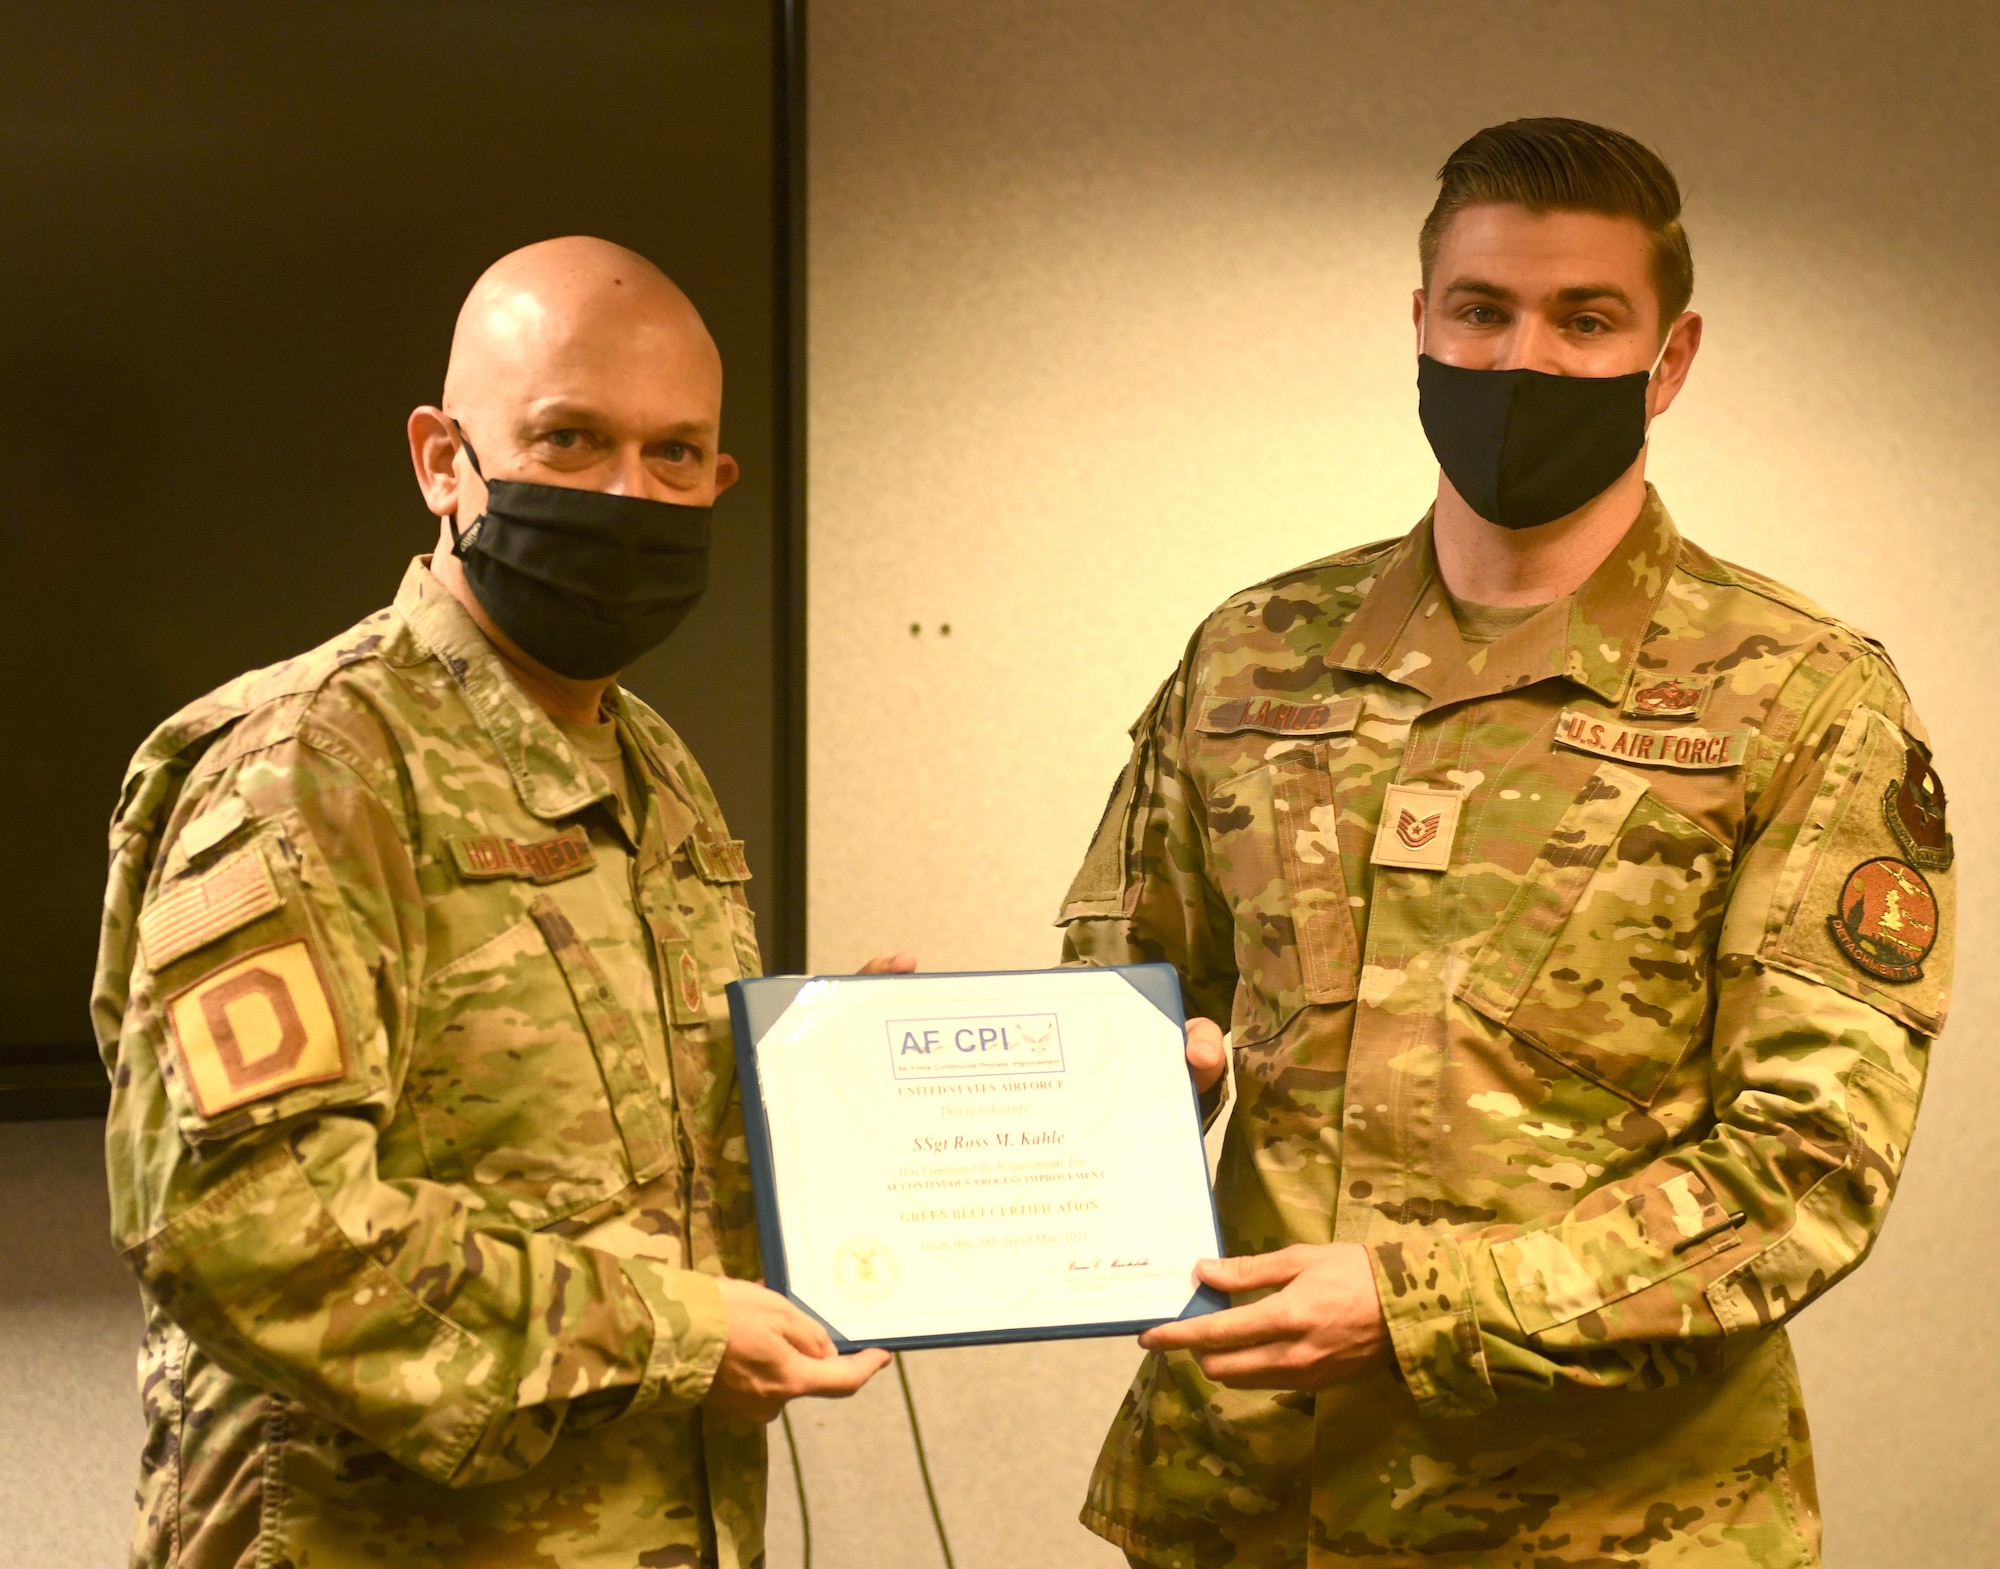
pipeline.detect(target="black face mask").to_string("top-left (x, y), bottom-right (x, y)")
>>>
top-left (447, 426), bottom-right (711, 680)
top-left (1416, 352), bottom-right (1659, 530)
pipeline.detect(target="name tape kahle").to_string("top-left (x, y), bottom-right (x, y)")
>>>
top-left (1198, 695), bottom-right (1361, 737)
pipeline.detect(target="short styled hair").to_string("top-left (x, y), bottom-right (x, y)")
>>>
top-left (1420, 117), bottom-right (1694, 328)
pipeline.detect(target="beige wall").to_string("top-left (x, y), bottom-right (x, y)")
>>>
top-left (808, 3), bottom-right (2000, 1564)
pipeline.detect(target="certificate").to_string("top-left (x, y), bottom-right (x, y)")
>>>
top-left (727, 964), bottom-right (1226, 1350)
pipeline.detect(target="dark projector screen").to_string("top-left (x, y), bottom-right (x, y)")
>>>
top-left (0, 3), bottom-right (800, 1115)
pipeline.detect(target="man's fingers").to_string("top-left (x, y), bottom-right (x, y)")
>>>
top-left (856, 952), bottom-right (918, 974)
top-left (1140, 1297), bottom-right (1285, 1354)
top-left (1195, 1348), bottom-right (1310, 1389)
top-left (1196, 1248), bottom-right (1309, 1294)
top-left (790, 1347), bottom-right (892, 1398)
top-left (1183, 1018), bottom-right (1227, 1093)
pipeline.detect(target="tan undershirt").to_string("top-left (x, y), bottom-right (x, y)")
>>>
top-left (556, 713), bottom-right (644, 835)
top-left (1446, 591), bottom-right (1554, 646)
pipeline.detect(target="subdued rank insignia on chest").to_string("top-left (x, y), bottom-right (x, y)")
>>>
top-left (164, 938), bottom-right (348, 1117)
top-left (1369, 782), bottom-right (1465, 872)
top-left (690, 837), bottom-right (753, 883)
top-left (139, 845), bottom-right (282, 971)
top-left (1196, 694), bottom-right (1361, 737)
top-left (672, 945), bottom-right (705, 1023)
top-left (1623, 676), bottom-right (1709, 720)
top-left (1884, 744), bottom-right (1953, 870)
top-left (1553, 708), bottom-right (1749, 770)
top-left (1829, 856), bottom-right (1939, 983)
top-left (448, 827), bottom-right (596, 885)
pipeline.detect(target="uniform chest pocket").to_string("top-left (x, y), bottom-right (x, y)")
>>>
top-left (1207, 746), bottom-right (1359, 1047)
top-left (1457, 762), bottom-right (1732, 1107)
top-left (410, 899), bottom-right (673, 1225)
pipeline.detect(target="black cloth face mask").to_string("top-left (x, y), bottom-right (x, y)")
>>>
top-left (1416, 335), bottom-right (1668, 531)
top-left (447, 424), bottom-right (712, 680)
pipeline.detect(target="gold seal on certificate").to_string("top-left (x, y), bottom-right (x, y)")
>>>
top-left (727, 964), bottom-right (1225, 1350)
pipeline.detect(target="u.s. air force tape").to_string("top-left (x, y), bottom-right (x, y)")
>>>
top-left (1553, 709), bottom-right (1748, 771)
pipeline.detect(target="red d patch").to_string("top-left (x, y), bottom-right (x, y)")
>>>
top-left (1828, 857), bottom-right (1938, 984)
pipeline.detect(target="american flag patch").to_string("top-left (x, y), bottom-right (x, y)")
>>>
top-left (139, 846), bottom-right (282, 972)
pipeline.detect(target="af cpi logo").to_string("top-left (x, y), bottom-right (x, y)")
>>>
top-left (887, 1012), bottom-right (1066, 1080)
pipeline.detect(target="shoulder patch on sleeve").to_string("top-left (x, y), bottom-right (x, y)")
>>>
top-left (139, 845), bottom-right (282, 971)
top-left (164, 938), bottom-right (348, 1117)
top-left (1766, 709), bottom-right (1954, 1034)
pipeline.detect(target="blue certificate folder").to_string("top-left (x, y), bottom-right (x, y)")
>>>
top-left (726, 963), bottom-right (1229, 1353)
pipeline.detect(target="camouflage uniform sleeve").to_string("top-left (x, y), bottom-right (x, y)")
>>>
top-left (1375, 650), bottom-right (1949, 1418)
top-left (110, 732), bottom-right (728, 1487)
top-left (1056, 635), bottom-right (1237, 1031)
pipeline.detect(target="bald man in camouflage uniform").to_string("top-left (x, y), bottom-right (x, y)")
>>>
top-left (93, 239), bottom-right (889, 1569)
top-left (1064, 122), bottom-right (1951, 1567)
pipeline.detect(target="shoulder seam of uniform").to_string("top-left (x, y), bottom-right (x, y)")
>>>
top-left (1201, 536), bottom-right (1405, 629)
top-left (1677, 545), bottom-right (1881, 642)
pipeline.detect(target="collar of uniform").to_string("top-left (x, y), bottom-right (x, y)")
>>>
top-left (600, 686), bottom-right (700, 853)
top-left (1330, 488), bottom-right (1681, 707)
top-left (393, 558), bottom-right (613, 823)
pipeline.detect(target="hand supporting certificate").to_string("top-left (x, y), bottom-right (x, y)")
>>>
top-left (728, 964), bottom-right (1226, 1350)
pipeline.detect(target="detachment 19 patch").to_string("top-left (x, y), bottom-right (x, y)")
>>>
top-left (1829, 857), bottom-right (1938, 983)
top-left (165, 938), bottom-right (347, 1117)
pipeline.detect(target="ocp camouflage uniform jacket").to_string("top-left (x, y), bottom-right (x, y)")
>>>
top-left (93, 561), bottom-right (768, 1569)
top-left (1062, 492), bottom-right (1952, 1569)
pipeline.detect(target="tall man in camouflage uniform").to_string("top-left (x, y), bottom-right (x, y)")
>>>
top-left (93, 237), bottom-right (895, 1568)
top-left (1063, 120), bottom-right (1952, 1568)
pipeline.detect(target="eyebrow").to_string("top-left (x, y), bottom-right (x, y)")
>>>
top-left (1440, 277), bottom-right (1637, 312)
top-left (522, 403), bottom-right (718, 440)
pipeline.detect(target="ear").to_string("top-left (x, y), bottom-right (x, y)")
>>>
top-left (713, 452), bottom-right (741, 497)
top-left (407, 406), bottom-right (461, 520)
top-left (1411, 288), bottom-right (1428, 353)
top-left (1648, 312), bottom-right (1703, 419)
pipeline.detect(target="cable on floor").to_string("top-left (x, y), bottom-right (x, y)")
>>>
top-left (780, 1407), bottom-right (812, 1569)
top-left (896, 1351), bottom-right (958, 1569)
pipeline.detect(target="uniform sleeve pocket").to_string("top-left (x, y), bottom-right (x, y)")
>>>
top-left (1760, 707), bottom-right (1953, 1036)
top-left (1458, 763), bottom-right (1731, 1107)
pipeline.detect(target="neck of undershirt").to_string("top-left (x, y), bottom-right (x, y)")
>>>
top-left (1445, 589), bottom-right (1555, 646)
top-left (554, 712), bottom-right (638, 830)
